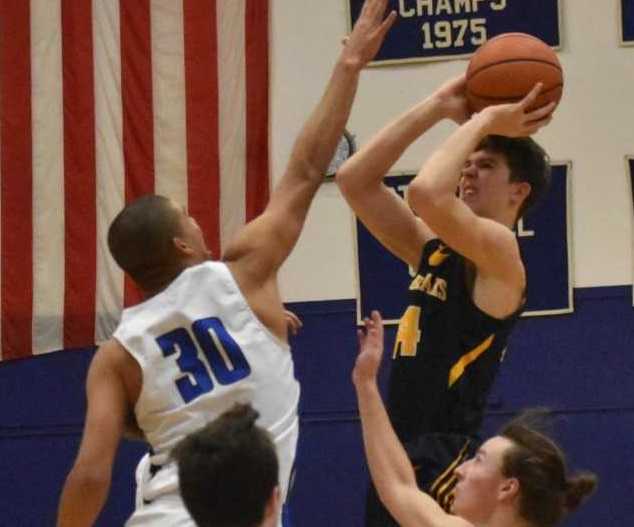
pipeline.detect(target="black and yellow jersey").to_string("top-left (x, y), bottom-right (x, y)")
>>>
top-left (387, 238), bottom-right (522, 444)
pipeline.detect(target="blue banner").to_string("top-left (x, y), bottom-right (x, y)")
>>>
top-left (355, 164), bottom-right (571, 323)
top-left (348, 0), bottom-right (561, 63)
top-left (623, 0), bottom-right (634, 43)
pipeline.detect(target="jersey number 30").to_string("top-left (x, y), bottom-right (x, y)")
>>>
top-left (156, 317), bottom-right (251, 403)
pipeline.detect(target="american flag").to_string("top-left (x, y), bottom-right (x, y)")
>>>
top-left (0, 0), bottom-right (269, 360)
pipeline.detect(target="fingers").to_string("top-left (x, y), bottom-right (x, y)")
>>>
top-left (519, 82), bottom-right (543, 110)
top-left (525, 101), bottom-right (556, 121)
top-left (284, 310), bottom-right (303, 335)
top-left (524, 115), bottom-right (553, 135)
top-left (357, 329), bottom-right (366, 348)
top-left (375, 10), bottom-right (397, 39)
top-left (365, 0), bottom-right (389, 22)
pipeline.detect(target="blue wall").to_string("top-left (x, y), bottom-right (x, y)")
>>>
top-left (1, 287), bottom-right (632, 525)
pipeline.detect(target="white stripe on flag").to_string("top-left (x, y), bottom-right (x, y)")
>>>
top-left (94, 0), bottom-right (125, 343)
top-left (31, 0), bottom-right (65, 354)
top-left (217, 0), bottom-right (247, 250)
top-left (151, 0), bottom-right (188, 207)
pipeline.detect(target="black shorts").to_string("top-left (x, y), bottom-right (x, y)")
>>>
top-left (365, 433), bottom-right (478, 527)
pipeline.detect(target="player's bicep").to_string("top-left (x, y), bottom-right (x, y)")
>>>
top-left (343, 183), bottom-right (432, 269)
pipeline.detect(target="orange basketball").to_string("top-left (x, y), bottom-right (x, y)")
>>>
top-left (466, 33), bottom-right (563, 113)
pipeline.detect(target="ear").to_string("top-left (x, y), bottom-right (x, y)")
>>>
top-left (510, 181), bottom-right (531, 206)
top-left (498, 477), bottom-right (520, 503)
top-left (173, 236), bottom-right (195, 257)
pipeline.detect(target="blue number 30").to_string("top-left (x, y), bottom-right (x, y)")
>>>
top-left (156, 317), bottom-right (251, 403)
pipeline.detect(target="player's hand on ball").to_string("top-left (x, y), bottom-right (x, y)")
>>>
top-left (432, 74), bottom-right (472, 125)
top-left (353, 310), bottom-right (385, 385)
top-left (341, 0), bottom-right (396, 70)
top-left (477, 83), bottom-right (556, 137)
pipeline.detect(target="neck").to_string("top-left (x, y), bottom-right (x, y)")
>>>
top-left (475, 506), bottom-right (532, 527)
top-left (139, 263), bottom-right (188, 299)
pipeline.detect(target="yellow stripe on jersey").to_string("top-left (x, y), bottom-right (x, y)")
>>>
top-left (448, 334), bottom-right (495, 388)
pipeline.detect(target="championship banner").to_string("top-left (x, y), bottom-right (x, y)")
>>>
top-left (355, 163), bottom-right (572, 324)
top-left (347, 0), bottom-right (561, 64)
top-left (621, 0), bottom-right (634, 45)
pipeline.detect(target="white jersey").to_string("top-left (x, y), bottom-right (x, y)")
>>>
top-left (113, 261), bottom-right (300, 526)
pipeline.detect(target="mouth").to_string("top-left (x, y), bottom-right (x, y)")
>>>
top-left (462, 187), bottom-right (477, 198)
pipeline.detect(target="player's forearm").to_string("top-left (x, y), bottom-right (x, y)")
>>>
top-left (409, 112), bottom-right (490, 206)
top-left (337, 97), bottom-right (446, 193)
top-left (57, 468), bottom-right (110, 527)
top-left (287, 58), bottom-right (362, 181)
top-left (355, 380), bottom-right (418, 497)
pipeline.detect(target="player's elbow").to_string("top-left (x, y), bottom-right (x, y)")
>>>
top-left (65, 463), bottom-right (112, 496)
top-left (407, 177), bottom-right (441, 214)
top-left (334, 162), bottom-right (355, 194)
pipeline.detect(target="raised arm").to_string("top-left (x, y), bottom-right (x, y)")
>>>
top-left (353, 311), bottom-right (471, 527)
top-left (407, 84), bottom-right (554, 277)
top-left (223, 0), bottom-right (396, 281)
top-left (335, 76), bottom-right (472, 268)
top-left (57, 341), bottom-right (131, 526)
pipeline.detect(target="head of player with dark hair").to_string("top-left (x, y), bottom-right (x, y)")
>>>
top-left (107, 194), bottom-right (212, 295)
top-left (451, 410), bottom-right (597, 527)
top-left (172, 403), bottom-right (281, 527)
top-left (459, 135), bottom-right (551, 226)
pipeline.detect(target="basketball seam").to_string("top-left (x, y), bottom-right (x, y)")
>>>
top-left (468, 83), bottom-right (563, 101)
top-left (467, 58), bottom-right (562, 80)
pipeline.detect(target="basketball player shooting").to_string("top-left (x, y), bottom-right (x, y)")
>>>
top-left (56, 1), bottom-right (396, 526)
top-left (337, 77), bottom-right (554, 526)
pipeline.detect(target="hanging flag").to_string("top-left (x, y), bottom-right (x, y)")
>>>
top-left (0, 0), bottom-right (269, 360)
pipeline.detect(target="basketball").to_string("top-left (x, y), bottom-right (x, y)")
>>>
top-left (466, 33), bottom-right (563, 114)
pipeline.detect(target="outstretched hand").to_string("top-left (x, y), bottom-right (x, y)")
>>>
top-left (340, 0), bottom-right (397, 70)
top-left (477, 83), bottom-right (556, 137)
top-left (352, 311), bottom-right (385, 386)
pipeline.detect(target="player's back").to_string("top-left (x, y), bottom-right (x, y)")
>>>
top-left (114, 261), bottom-right (299, 524)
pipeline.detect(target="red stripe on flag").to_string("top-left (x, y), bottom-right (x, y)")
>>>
top-left (120, 0), bottom-right (154, 306)
top-left (245, 0), bottom-right (270, 220)
top-left (0, 0), bottom-right (34, 359)
top-left (183, 0), bottom-right (220, 257)
top-left (62, 0), bottom-right (97, 347)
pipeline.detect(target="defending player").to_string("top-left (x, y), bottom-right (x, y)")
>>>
top-left (353, 310), bottom-right (596, 527)
top-left (336, 78), bottom-right (554, 525)
top-left (56, 2), bottom-right (396, 525)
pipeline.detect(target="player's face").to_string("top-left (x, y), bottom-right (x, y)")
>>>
top-left (451, 436), bottom-right (515, 523)
top-left (458, 150), bottom-right (521, 220)
top-left (174, 202), bottom-right (213, 263)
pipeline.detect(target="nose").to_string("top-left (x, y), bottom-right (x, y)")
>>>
top-left (461, 164), bottom-right (477, 180)
top-left (454, 460), bottom-right (468, 480)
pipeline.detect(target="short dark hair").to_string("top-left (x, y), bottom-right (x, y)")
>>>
top-left (477, 135), bottom-right (551, 219)
top-left (172, 404), bottom-right (279, 527)
top-left (107, 194), bottom-right (183, 290)
top-left (500, 410), bottom-right (597, 527)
